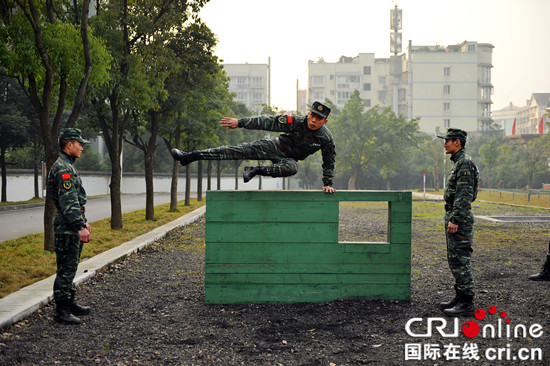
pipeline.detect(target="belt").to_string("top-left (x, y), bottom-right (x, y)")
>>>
top-left (275, 137), bottom-right (286, 153)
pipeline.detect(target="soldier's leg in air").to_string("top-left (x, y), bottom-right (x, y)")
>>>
top-left (172, 139), bottom-right (280, 166)
top-left (244, 158), bottom-right (298, 183)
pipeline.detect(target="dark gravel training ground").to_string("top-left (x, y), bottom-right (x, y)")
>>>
top-left (1, 200), bottom-right (549, 365)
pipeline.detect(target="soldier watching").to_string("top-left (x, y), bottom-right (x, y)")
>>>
top-left (170, 101), bottom-right (336, 194)
top-left (46, 128), bottom-right (91, 325)
top-left (437, 128), bottom-right (480, 317)
top-left (529, 239), bottom-right (550, 281)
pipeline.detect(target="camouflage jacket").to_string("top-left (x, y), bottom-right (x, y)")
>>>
top-left (444, 148), bottom-right (479, 225)
top-left (47, 151), bottom-right (87, 234)
top-left (238, 115), bottom-right (336, 186)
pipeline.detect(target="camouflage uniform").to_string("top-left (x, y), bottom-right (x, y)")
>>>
top-left (193, 114), bottom-right (336, 187)
top-left (47, 139), bottom-right (88, 305)
top-left (444, 147), bottom-right (479, 297)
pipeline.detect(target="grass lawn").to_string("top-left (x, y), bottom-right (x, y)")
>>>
top-left (0, 199), bottom-right (204, 298)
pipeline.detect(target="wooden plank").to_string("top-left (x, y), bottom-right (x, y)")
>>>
top-left (206, 273), bottom-right (410, 285)
top-left (207, 190), bottom-right (412, 203)
top-left (206, 222), bottom-right (338, 243)
top-left (206, 200), bottom-right (339, 223)
top-left (205, 263), bottom-right (411, 274)
top-left (205, 242), bottom-right (410, 264)
top-left (205, 283), bottom-right (411, 304)
top-left (343, 242), bottom-right (390, 254)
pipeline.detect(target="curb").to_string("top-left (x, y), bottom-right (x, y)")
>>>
top-left (0, 205), bottom-right (206, 329)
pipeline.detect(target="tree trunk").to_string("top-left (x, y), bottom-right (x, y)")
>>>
top-left (207, 161), bottom-right (212, 191)
top-left (109, 152), bottom-right (123, 229)
top-left (197, 160), bottom-right (203, 201)
top-left (433, 164), bottom-right (439, 190)
top-left (348, 168), bottom-right (359, 190)
top-left (234, 161), bottom-right (239, 190)
top-left (170, 159), bottom-right (179, 211)
top-left (144, 150), bottom-right (154, 220)
top-left (185, 164), bottom-right (191, 206)
top-left (216, 161), bottom-right (221, 190)
top-left (33, 142), bottom-right (40, 198)
top-left (43, 140), bottom-right (58, 252)
top-left (386, 179), bottom-right (391, 190)
top-left (1, 148), bottom-right (6, 202)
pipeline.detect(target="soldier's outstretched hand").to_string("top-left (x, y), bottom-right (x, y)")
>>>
top-left (322, 186), bottom-right (335, 194)
top-left (220, 118), bottom-right (238, 129)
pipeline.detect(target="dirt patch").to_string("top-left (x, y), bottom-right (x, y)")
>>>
top-left (1, 200), bottom-right (549, 365)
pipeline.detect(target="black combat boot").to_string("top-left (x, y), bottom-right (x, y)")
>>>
top-left (170, 149), bottom-right (198, 166)
top-left (69, 289), bottom-right (91, 315)
top-left (440, 285), bottom-right (459, 310)
top-left (440, 296), bottom-right (459, 310)
top-left (54, 301), bottom-right (82, 325)
top-left (529, 255), bottom-right (550, 281)
top-left (443, 294), bottom-right (475, 317)
top-left (243, 166), bottom-right (265, 183)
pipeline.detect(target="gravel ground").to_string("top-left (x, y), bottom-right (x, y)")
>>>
top-left (1, 200), bottom-right (549, 365)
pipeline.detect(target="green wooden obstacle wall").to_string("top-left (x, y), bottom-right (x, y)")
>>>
top-left (205, 190), bottom-right (411, 304)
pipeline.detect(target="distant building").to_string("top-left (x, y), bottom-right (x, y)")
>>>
top-left (297, 88), bottom-right (307, 115)
top-left (492, 102), bottom-right (518, 136)
top-left (404, 41), bottom-right (494, 134)
top-left (306, 54), bottom-right (405, 114)
top-left (306, 41), bottom-right (494, 134)
top-left (223, 62), bottom-right (270, 114)
top-left (513, 93), bottom-right (550, 134)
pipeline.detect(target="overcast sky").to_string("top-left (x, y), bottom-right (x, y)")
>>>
top-left (199, 0), bottom-right (550, 112)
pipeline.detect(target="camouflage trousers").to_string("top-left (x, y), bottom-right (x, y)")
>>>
top-left (445, 213), bottom-right (475, 297)
top-left (195, 139), bottom-right (299, 177)
top-left (54, 233), bottom-right (84, 304)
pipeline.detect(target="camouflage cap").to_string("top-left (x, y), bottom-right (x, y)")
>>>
top-left (59, 128), bottom-right (89, 144)
top-left (437, 128), bottom-right (467, 141)
top-left (310, 101), bottom-right (331, 119)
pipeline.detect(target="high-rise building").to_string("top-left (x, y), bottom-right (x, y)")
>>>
top-left (404, 41), bottom-right (494, 133)
top-left (223, 62), bottom-right (270, 114)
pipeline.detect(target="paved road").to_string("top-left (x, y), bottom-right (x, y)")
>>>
top-left (0, 193), bottom-right (176, 242)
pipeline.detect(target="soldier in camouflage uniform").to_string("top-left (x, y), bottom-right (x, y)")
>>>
top-left (437, 128), bottom-right (479, 317)
top-left (529, 239), bottom-right (550, 281)
top-left (47, 128), bottom-right (91, 325)
top-left (171, 101), bottom-right (336, 193)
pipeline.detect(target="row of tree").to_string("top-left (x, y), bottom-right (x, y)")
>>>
top-left (2, 2), bottom-right (549, 252)
top-left (0, 0), bottom-right (233, 250)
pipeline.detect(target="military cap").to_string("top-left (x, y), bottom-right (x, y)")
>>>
top-left (59, 128), bottom-right (89, 144)
top-left (310, 101), bottom-right (331, 119)
top-left (437, 128), bottom-right (467, 142)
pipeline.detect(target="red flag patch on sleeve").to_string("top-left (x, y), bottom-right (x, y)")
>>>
top-left (62, 173), bottom-right (71, 180)
top-left (288, 116), bottom-right (293, 124)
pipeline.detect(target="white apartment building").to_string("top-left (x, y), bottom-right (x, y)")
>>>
top-left (223, 63), bottom-right (269, 114)
top-left (404, 41), bottom-right (494, 133)
top-left (306, 54), bottom-right (407, 115)
top-left (306, 42), bottom-right (493, 134)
